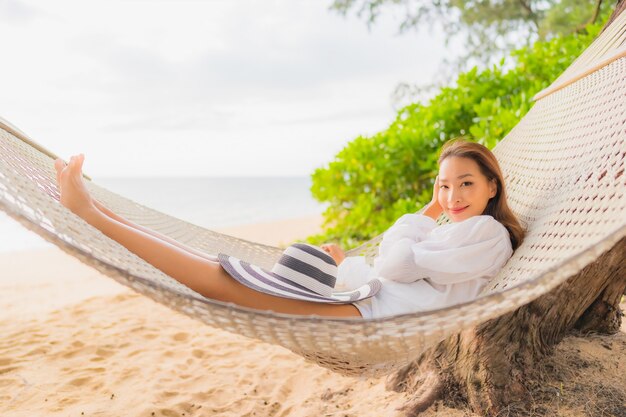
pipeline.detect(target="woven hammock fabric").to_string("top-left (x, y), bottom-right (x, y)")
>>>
top-left (0, 13), bottom-right (624, 378)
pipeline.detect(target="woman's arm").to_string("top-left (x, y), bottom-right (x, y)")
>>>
top-left (422, 201), bottom-right (443, 221)
top-left (93, 199), bottom-right (219, 262)
top-left (421, 175), bottom-right (443, 221)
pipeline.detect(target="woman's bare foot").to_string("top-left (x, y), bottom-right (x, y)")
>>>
top-left (321, 243), bottom-right (345, 266)
top-left (54, 154), bottom-right (96, 218)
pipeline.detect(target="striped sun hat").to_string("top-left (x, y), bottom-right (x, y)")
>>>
top-left (217, 242), bottom-right (382, 304)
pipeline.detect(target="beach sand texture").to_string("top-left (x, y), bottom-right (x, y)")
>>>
top-left (1, 214), bottom-right (624, 417)
top-left (0, 214), bottom-right (410, 417)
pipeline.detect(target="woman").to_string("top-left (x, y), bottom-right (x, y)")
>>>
top-left (326, 139), bottom-right (526, 319)
top-left (54, 138), bottom-right (525, 319)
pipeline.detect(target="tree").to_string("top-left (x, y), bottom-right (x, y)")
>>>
top-left (329, 0), bottom-right (613, 106)
top-left (380, 3), bottom-right (626, 415)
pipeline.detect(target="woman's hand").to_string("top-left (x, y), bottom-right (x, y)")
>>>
top-left (54, 154), bottom-right (96, 219)
top-left (321, 243), bottom-right (346, 266)
top-left (431, 175), bottom-right (443, 209)
top-left (423, 175), bottom-right (443, 220)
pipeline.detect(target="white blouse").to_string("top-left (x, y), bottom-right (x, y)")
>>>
top-left (338, 213), bottom-right (513, 319)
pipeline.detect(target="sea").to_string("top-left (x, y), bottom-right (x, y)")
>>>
top-left (0, 176), bottom-right (328, 253)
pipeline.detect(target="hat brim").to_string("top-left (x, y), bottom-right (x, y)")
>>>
top-left (217, 253), bottom-right (381, 304)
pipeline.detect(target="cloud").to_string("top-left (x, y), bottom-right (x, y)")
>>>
top-left (0, 0), bottom-right (457, 177)
top-left (0, 0), bottom-right (41, 23)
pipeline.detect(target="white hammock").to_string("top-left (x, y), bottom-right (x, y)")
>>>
top-left (0, 11), bottom-right (624, 378)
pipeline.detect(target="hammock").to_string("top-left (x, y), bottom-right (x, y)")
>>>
top-left (1, 12), bottom-right (625, 379)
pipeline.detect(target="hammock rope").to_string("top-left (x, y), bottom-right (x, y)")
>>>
top-left (0, 11), bottom-right (624, 378)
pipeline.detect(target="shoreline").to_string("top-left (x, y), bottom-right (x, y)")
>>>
top-left (213, 213), bottom-right (325, 248)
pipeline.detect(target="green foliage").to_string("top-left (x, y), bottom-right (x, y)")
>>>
top-left (540, 0), bottom-right (613, 39)
top-left (303, 20), bottom-right (603, 250)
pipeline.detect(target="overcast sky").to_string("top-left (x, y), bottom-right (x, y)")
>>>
top-left (0, 0), bottom-right (460, 178)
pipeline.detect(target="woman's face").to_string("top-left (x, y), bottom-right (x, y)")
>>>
top-left (437, 156), bottom-right (497, 222)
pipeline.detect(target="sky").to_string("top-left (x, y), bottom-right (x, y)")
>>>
top-left (0, 0), bottom-right (461, 178)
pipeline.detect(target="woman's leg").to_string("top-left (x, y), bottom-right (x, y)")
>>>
top-left (209, 264), bottom-right (363, 317)
top-left (80, 207), bottom-right (361, 317)
top-left (93, 199), bottom-right (218, 262)
top-left (55, 155), bottom-right (362, 318)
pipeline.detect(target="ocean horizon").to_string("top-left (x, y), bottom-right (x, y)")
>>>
top-left (0, 176), bottom-right (329, 252)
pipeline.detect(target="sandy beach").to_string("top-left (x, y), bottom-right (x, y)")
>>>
top-left (0, 214), bottom-right (411, 417)
top-left (1, 214), bottom-right (624, 417)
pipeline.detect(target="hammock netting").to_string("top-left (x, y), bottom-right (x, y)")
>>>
top-left (0, 11), bottom-right (624, 378)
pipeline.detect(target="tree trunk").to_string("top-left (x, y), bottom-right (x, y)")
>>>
top-left (386, 237), bottom-right (625, 416)
top-left (600, 0), bottom-right (626, 35)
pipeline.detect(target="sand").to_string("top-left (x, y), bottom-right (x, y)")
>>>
top-left (0, 214), bottom-right (624, 417)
